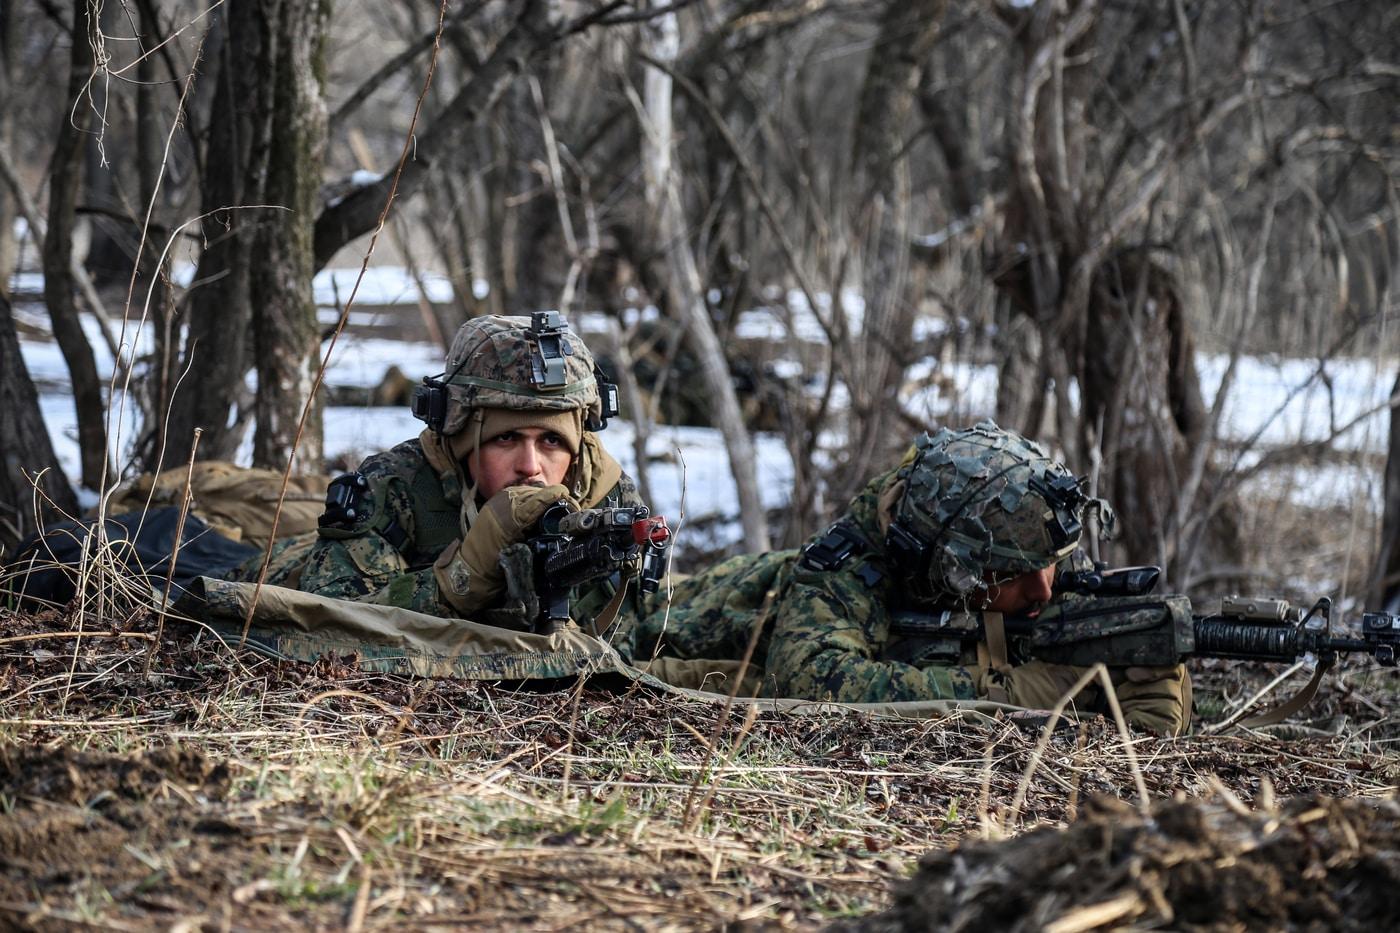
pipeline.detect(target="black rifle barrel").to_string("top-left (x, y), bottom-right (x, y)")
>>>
top-left (1193, 618), bottom-right (1382, 662)
top-left (1192, 618), bottom-right (1303, 661)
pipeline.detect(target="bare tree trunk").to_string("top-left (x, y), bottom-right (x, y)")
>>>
top-left (502, 77), bottom-right (559, 315)
top-left (164, 4), bottom-right (264, 462)
top-left (638, 4), bottom-right (768, 551)
top-left (43, 0), bottom-right (108, 492)
top-left (0, 292), bottom-right (78, 553)
top-left (987, 0), bottom-right (1229, 574)
top-left (832, 0), bottom-right (945, 506)
top-left (166, 0), bottom-right (329, 468)
top-left (250, 0), bottom-right (328, 472)
top-left (1372, 372), bottom-right (1400, 612)
top-left (132, 3), bottom-right (178, 473)
top-left (0, 0), bottom-right (17, 300)
top-left (994, 304), bottom-right (1043, 434)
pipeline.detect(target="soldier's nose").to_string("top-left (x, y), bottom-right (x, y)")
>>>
top-left (516, 444), bottom-right (543, 477)
top-left (1026, 567), bottom-right (1054, 603)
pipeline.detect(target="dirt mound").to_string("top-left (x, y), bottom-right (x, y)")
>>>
top-left (838, 794), bottom-right (1400, 932)
top-left (0, 746), bottom-right (243, 930)
top-left (0, 744), bottom-right (226, 806)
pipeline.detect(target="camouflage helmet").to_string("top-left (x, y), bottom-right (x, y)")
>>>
top-left (886, 421), bottom-right (1115, 598)
top-left (413, 312), bottom-right (613, 436)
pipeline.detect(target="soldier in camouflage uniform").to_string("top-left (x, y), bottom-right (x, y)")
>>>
top-left (239, 313), bottom-right (648, 632)
top-left (625, 422), bottom-right (1192, 734)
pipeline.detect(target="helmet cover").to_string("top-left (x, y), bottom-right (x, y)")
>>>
top-left (438, 313), bottom-right (602, 436)
top-left (889, 420), bottom-right (1115, 598)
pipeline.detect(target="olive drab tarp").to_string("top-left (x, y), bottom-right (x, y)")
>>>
top-left (185, 577), bottom-right (619, 681)
top-left (181, 577), bottom-right (1025, 722)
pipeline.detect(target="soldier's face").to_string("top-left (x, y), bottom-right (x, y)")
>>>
top-left (980, 565), bottom-right (1055, 615)
top-left (470, 427), bottom-right (574, 498)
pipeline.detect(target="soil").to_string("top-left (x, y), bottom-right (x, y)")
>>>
top-left (0, 745), bottom-right (255, 930)
top-left (0, 599), bottom-right (1396, 930)
top-left (836, 793), bottom-right (1400, 932)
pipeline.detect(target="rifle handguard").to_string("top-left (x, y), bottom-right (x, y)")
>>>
top-left (528, 504), bottom-right (671, 632)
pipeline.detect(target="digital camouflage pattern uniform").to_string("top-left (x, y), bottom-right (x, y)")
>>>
top-left (234, 314), bottom-right (650, 633)
top-left (624, 422), bottom-right (1192, 734)
top-left (625, 465), bottom-right (979, 700)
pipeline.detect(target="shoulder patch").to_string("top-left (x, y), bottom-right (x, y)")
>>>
top-left (318, 472), bottom-right (372, 537)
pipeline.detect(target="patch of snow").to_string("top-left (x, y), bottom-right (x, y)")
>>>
top-left (7, 271), bottom-right (45, 295)
top-left (316, 308), bottom-right (391, 328)
top-left (912, 316), bottom-right (949, 340)
top-left (314, 267), bottom-right (455, 307)
top-left (13, 282), bottom-right (1395, 554)
top-left (769, 358), bottom-right (805, 380)
top-left (320, 337), bottom-right (443, 387)
top-left (1200, 354), bottom-right (1391, 453)
top-left (619, 306), bottom-right (661, 327)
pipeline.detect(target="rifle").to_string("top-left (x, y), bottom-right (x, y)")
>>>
top-left (527, 501), bottom-right (671, 635)
top-left (891, 565), bottom-right (1400, 725)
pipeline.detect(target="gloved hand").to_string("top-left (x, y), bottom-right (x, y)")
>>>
top-left (1112, 664), bottom-right (1193, 736)
top-left (434, 484), bottom-right (577, 615)
top-left (984, 660), bottom-right (1193, 736)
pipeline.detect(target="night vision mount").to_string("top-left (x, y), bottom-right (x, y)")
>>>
top-left (410, 311), bottom-right (621, 434)
top-left (1028, 471), bottom-right (1086, 549)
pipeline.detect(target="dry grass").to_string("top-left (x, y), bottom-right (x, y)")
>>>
top-left (2, 506), bottom-right (1399, 930)
top-left (1, 593), bottom-right (1398, 930)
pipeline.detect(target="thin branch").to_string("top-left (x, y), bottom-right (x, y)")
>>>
top-left (329, 1), bottom-right (488, 130)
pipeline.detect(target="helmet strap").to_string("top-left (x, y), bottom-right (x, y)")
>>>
top-left (459, 413), bottom-right (484, 530)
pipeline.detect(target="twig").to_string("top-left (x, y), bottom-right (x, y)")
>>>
top-left (0, 631), bottom-right (155, 646)
top-left (1204, 660), bottom-right (1305, 734)
top-left (681, 585), bottom-right (776, 830)
top-left (146, 428), bottom-right (200, 676)
top-left (559, 673), bottom-right (588, 802)
top-left (1006, 663), bottom-right (1150, 828)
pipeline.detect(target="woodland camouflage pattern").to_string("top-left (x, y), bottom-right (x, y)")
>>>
top-left (625, 466), bottom-right (981, 701)
top-left (625, 426), bottom-right (1188, 733)
top-left (438, 314), bottom-right (603, 435)
top-left (893, 421), bottom-right (1113, 598)
top-left (230, 314), bottom-right (643, 631)
top-left (232, 437), bottom-right (649, 630)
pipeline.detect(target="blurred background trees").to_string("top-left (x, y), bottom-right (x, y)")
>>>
top-left (1, 0), bottom-right (1397, 602)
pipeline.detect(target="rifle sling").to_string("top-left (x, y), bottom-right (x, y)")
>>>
top-left (586, 576), bottom-right (630, 639)
top-left (1235, 656), bottom-right (1334, 730)
top-left (980, 611), bottom-right (1012, 704)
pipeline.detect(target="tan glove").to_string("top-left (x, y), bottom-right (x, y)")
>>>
top-left (1112, 664), bottom-right (1193, 736)
top-left (984, 661), bottom-right (1193, 736)
top-left (989, 660), bottom-right (1090, 711)
top-left (434, 484), bottom-right (578, 615)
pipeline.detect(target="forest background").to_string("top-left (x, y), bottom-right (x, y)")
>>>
top-left (2, 0), bottom-right (1399, 612)
top-left (4, 2), bottom-right (1400, 928)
